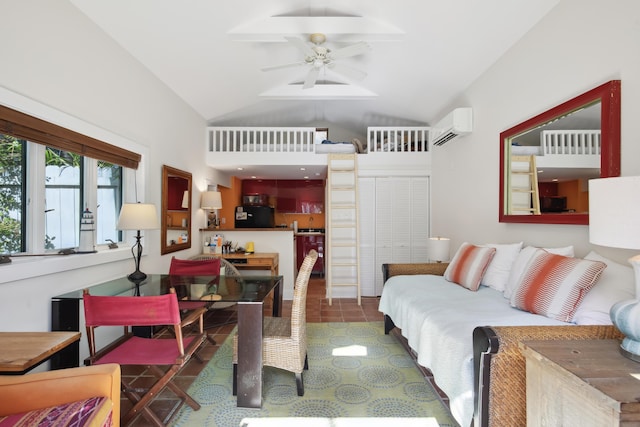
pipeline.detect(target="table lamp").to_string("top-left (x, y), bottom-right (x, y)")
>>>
top-left (201, 191), bottom-right (222, 228)
top-left (117, 203), bottom-right (159, 283)
top-left (428, 237), bottom-right (451, 263)
top-left (589, 176), bottom-right (640, 361)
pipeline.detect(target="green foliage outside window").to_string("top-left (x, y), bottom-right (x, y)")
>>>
top-left (0, 135), bottom-right (23, 253)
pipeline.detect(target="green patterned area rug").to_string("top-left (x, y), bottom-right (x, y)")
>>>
top-left (171, 322), bottom-right (458, 427)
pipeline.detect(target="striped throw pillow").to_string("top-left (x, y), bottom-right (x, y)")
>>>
top-left (444, 242), bottom-right (496, 291)
top-left (510, 249), bottom-right (607, 322)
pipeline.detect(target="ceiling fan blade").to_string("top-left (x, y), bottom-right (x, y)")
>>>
top-left (284, 36), bottom-right (316, 58)
top-left (261, 61), bottom-right (307, 72)
top-left (303, 67), bottom-right (320, 89)
top-left (327, 41), bottom-right (370, 60)
top-left (327, 63), bottom-right (368, 81)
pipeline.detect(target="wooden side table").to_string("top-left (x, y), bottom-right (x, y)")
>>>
top-left (520, 339), bottom-right (640, 426)
top-left (0, 331), bottom-right (81, 374)
top-left (217, 252), bottom-right (279, 275)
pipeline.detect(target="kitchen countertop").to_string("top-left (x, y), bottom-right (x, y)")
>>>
top-left (200, 227), bottom-right (325, 235)
top-left (200, 227), bottom-right (293, 232)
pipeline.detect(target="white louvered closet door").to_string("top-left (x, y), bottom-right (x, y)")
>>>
top-left (360, 176), bottom-right (431, 296)
top-left (358, 177), bottom-right (376, 297)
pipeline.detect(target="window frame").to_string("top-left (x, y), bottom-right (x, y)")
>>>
top-left (0, 86), bottom-right (149, 284)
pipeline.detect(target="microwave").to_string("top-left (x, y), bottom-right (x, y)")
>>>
top-left (242, 194), bottom-right (269, 206)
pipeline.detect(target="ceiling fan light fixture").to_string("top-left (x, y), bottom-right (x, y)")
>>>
top-left (261, 32), bottom-right (371, 90)
top-left (309, 33), bottom-right (327, 45)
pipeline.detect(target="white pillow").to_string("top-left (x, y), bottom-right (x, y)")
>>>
top-left (503, 245), bottom-right (575, 299)
top-left (480, 242), bottom-right (523, 292)
top-left (572, 251), bottom-right (635, 325)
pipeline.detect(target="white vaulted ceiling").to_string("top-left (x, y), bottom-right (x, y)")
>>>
top-left (68, 0), bottom-right (560, 133)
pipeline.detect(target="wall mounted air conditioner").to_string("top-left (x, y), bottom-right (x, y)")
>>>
top-left (431, 107), bottom-right (473, 146)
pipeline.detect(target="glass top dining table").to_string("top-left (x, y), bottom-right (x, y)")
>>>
top-left (53, 274), bottom-right (283, 306)
top-left (52, 273), bottom-right (283, 409)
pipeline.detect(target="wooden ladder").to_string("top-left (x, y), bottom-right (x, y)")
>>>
top-left (509, 155), bottom-right (541, 215)
top-left (326, 154), bottom-right (361, 305)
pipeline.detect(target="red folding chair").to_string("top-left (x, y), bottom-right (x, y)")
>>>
top-left (170, 256), bottom-right (224, 338)
top-left (83, 288), bottom-right (206, 427)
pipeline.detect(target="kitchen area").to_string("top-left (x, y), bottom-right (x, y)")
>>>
top-left (237, 179), bottom-right (325, 277)
top-left (203, 178), bottom-right (325, 298)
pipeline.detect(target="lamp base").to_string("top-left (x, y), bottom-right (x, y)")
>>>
top-left (128, 270), bottom-right (147, 284)
top-left (610, 298), bottom-right (640, 362)
top-left (620, 341), bottom-right (640, 363)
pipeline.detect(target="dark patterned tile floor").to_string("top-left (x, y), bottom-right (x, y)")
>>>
top-left (122, 276), bottom-right (384, 426)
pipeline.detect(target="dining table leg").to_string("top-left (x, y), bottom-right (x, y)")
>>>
top-left (236, 301), bottom-right (263, 408)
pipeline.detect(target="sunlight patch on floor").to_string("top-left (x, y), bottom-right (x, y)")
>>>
top-left (332, 344), bottom-right (368, 356)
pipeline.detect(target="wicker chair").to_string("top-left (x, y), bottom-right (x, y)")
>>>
top-left (188, 254), bottom-right (242, 278)
top-left (232, 249), bottom-right (318, 396)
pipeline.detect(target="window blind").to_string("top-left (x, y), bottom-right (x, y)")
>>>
top-left (0, 104), bottom-right (140, 169)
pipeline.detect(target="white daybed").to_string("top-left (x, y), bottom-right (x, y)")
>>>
top-left (379, 243), bottom-right (632, 427)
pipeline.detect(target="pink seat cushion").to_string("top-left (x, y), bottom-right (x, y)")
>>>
top-left (94, 336), bottom-right (197, 365)
top-left (0, 397), bottom-right (112, 427)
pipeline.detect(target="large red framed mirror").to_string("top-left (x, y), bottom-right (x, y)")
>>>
top-left (499, 80), bottom-right (621, 225)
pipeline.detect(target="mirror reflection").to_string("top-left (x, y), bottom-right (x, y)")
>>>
top-left (161, 165), bottom-right (192, 254)
top-left (499, 80), bottom-right (620, 225)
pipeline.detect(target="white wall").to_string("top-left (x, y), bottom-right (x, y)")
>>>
top-left (431, 0), bottom-right (640, 264)
top-left (0, 0), bottom-right (211, 333)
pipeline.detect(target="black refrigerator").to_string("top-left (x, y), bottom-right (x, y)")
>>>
top-left (234, 206), bottom-right (275, 228)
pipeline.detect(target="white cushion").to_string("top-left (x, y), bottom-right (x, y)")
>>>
top-left (480, 242), bottom-right (523, 292)
top-left (504, 245), bottom-right (575, 299)
top-left (572, 251), bottom-right (635, 325)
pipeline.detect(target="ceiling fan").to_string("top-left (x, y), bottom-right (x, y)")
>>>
top-left (261, 33), bottom-right (371, 89)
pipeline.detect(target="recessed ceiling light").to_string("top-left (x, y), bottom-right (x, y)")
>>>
top-left (251, 176), bottom-right (257, 179)
top-left (237, 167), bottom-right (244, 171)
top-left (300, 167), bottom-right (306, 171)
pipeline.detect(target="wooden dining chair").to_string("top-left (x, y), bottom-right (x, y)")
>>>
top-left (232, 249), bottom-right (318, 396)
top-left (83, 288), bottom-right (206, 427)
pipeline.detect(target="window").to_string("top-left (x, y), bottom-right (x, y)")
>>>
top-left (45, 147), bottom-right (82, 250)
top-left (0, 139), bottom-right (125, 254)
top-left (97, 161), bottom-right (123, 245)
top-left (0, 104), bottom-right (139, 255)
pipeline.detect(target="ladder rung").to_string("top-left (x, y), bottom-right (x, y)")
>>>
top-left (332, 262), bottom-right (357, 267)
top-left (331, 205), bottom-right (356, 209)
top-left (331, 243), bottom-right (356, 247)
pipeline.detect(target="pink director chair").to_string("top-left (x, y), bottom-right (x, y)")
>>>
top-left (83, 288), bottom-right (206, 426)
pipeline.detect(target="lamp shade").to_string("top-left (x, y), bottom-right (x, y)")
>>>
top-left (428, 237), bottom-right (451, 262)
top-left (117, 203), bottom-right (160, 230)
top-left (181, 191), bottom-right (189, 209)
top-left (589, 176), bottom-right (640, 250)
top-left (201, 191), bottom-right (223, 209)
